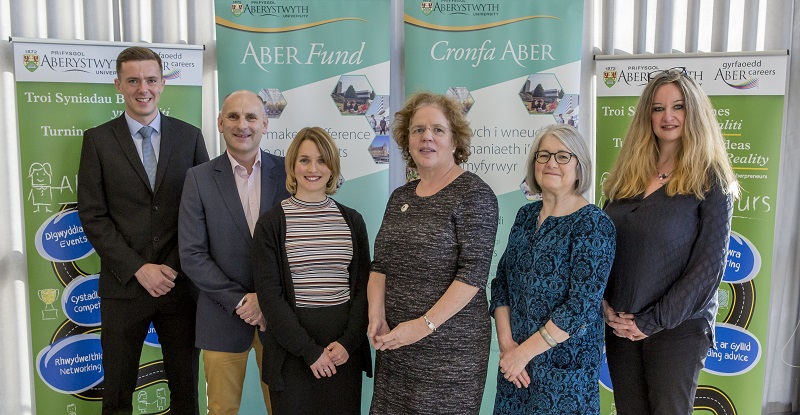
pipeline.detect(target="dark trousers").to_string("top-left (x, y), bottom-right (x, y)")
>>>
top-left (605, 318), bottom-right (712, 415)
top-left (100, 285), bottom-right (199, 415)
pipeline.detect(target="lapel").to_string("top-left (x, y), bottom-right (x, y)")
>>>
top-left (111, 116), bottom-right (152, 191)
top-left (213, 154), bottom-right (253, 243)
top-left (259, 150), bottom-right (283, 216)
top-left (154, 114), bottom-right (174, 193)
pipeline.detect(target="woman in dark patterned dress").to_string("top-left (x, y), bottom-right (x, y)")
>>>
top-left (490, 124), bottom-right (616, 414)
top-left (602, 68), bottom-right (738, 414)
top-left (252, 127), bottom-right (372, 415)
top-left (368, 92), bottom-right (498, 414)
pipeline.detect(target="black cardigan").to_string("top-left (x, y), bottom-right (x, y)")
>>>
top-left (252, 198), bottom-right (373, 390)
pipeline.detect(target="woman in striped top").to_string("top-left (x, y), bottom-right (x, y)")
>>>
top-left (252, 127), bottom-right (372, 415)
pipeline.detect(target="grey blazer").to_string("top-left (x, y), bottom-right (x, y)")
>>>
top-left (179, 150), bottom-right (289, 352)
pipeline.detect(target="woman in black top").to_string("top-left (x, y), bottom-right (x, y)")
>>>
top-left (602, 68), bottom-right (739, 414)
top-left (252, 127), bottom-right (372, 415)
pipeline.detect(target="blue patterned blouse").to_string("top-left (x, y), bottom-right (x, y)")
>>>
top-left (490, 201), bottom-right (616, 415)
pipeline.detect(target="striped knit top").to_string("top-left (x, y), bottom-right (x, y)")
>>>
top-left (282, 196), bottom-right (352, 308)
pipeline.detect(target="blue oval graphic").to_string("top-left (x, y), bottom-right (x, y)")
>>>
top-left (34, 209), bottom-right (94, 262)
top-left (36, 334), bottom-right (104, 394)
top-left (703, 323), bottom-right (761, 376)
top-left (722, 231), bottom-right (760, 284)
top-left (62, 275), bottom-right (101, 327)
top-left (144, 323), bottom-right (161, 348)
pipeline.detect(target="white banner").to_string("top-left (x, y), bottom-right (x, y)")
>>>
top-left (13, 38), bottom-right (204, 86)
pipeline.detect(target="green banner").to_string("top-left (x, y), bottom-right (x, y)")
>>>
top-left (404, 2), bottom-right (585, 412)
top-left (595, 53), bottom-right (788, 415)
top-left (12, 38), bottom-right (204, 415)
top-left (214, 1), bottom-right (390, 412)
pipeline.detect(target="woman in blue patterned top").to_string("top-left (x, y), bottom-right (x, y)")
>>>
top-left (490, 124), bottom-right (616, 414)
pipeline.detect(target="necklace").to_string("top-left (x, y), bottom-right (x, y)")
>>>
top-left (657, 171), bottom-right (672, 183)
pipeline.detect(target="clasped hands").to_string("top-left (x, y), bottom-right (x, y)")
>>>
top-left (135, 263), bottom-right (177, 297)
top-left (603, 299), bottom-right (647, 341)
top-left (498, 339), bottom-right (532, 389)
top-left (367, 316), bottom-right (429, 351)
top-left (309, 341), bottom-right (349, 379)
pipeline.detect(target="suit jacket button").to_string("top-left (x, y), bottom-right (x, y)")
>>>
top-left (153, 205), bottom-right (159, 211)
top-left (153, 237), bottom-right (160, 242)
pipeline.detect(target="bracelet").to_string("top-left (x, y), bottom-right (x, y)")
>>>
top-left (422, 314), bottom-right (437, 332)
top-left (539, 326), bottom-right (558, 348)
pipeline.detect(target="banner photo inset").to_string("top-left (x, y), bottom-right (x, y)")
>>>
top-left (13, 38), bottom-right (204, 415)
top-left (595, 53), bottom-right (788, 415)
top-left (404, 2), bottom-right (585, 412)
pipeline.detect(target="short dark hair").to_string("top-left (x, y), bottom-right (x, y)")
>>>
top-left (116, 46), bottom-right (162, 78)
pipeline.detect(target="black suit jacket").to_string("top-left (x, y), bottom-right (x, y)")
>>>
top-left (78, 113), bottom-right (209, 299)
top-left (179, 151), bottom-right (289, 352)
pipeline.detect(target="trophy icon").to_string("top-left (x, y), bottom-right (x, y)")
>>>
top-left (38, 288), bottom-right (60, 320)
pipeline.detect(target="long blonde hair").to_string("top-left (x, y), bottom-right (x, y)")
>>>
top-left (603, 70), bottom-right (739, 201)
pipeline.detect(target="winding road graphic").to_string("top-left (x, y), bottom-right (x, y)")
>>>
top-left (720, 281), bottom-right (756, 329)
top-left (691, 278), bottom-right (756, 413)
top-left (694, 385), bottom-right (737, 415)
top-left (46, 203), bottom-right (171, 412)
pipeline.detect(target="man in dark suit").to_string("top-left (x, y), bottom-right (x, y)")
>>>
top-left (77, 46), bottom-right (209, 415)
top-left (179, 90), bottom-right (289, 414)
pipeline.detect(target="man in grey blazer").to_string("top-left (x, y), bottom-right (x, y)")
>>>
top-left (179, 90), bottom-right (289, 414)
top-left (78, 47), bottom-right (209, 414)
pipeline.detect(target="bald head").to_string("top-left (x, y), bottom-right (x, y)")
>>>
top-left (221, 90), bottom-right (266, 113)
top-left (218, 90), bottom-right (269, 170)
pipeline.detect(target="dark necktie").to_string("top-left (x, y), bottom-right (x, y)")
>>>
top-left (139, 126), bottom-right (157, 189)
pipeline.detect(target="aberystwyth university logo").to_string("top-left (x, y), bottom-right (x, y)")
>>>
top-left (23, 51), bottom-right (40, 72)
top-left (226, 1), bottom-right (310, 18)
top-left (231, 1), bottom-right (244, 17)
top-left (415, 0), bottom-right (500, 17)
top-left (603, 67), bottom-right (617, 88)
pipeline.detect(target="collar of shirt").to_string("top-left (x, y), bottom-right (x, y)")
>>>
top-left (124, 111), bottom-right (162, 161)
top-left (226, 150), bottom-right (262, 178)
top-left (227, 150), bottom-right (262, 236)
top-left (124, 111), bottom-right (162, 137)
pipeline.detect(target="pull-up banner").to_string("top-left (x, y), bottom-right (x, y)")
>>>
top-left (595, 52), bottom-right (788, 415)
top-left (403, 2), bottom-right (585, 412)
top-left (12, 37), bottom-right (204, 415)
top-left (214, 1), bottom-right (390, 411)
